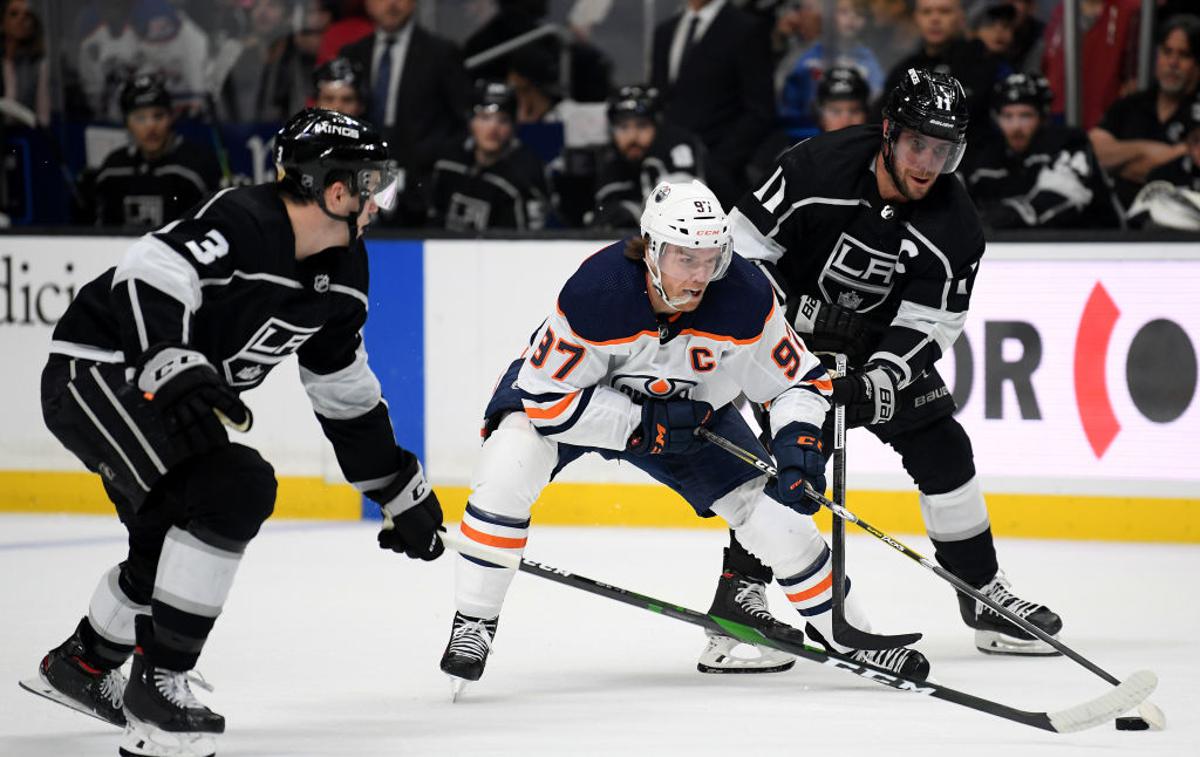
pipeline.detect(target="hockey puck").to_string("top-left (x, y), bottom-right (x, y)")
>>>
top-left (1115, 716), bottom-right (1150, 731)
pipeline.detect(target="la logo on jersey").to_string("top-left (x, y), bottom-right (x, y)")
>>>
top-left (611, 374), bottom-right (698, 401)
top-left (223, 317), bottom-right (322, 388)
top-left (818, 232), bottom-right (900, 312)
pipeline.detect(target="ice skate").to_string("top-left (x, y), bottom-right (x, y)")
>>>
top-left (118, 647), bottom-right (223, 757)
top-left (440, 612), bottom-right (499, 701)
top-left (697, 569), bottom-right (802, 674)
top-left (959, 571), bottom-right (1063, 656)
top-left (19, 620), bottom-right (127, 726)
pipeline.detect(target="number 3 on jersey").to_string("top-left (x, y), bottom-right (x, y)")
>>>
top-left (529, 327), bottom-right (586, 380)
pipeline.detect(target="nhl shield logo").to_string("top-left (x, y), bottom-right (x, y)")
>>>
top-left (818, 232), bottom-right (899, 313)
top-left (313, 274), bottom-right (330, 293)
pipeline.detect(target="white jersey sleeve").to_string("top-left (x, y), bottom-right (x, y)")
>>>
top-left (730, 302), bottom-right (832, 431)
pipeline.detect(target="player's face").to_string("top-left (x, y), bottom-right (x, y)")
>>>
top-left (315, 82), bottom-right (363, 117)
top-left (471, 111), bottom-right (514, 157)
top-left (654, 244), bottom-right (724, 311)
top-left (819, 99), bottom-right (867, 132)
top-left (996, 104), bottom-right (1040, 154)
top-left (126, 106), bottom-right (171, 156)
top-left (914, 0), bottom-right (962, 47)
top-left (611, 117), bottom-right (656, 162)
top-left (1156, 29), bottom-right (1199, 97)
top-left (891, 127), bottom-right (957, 199)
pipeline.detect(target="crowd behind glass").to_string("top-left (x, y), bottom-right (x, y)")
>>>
top-left (2, 0), bottom-right (1198, 232)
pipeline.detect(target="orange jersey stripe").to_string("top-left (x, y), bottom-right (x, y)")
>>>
top-left (809, 378), bottom-right (833, 392)
top-left (461, 521), bottom-right (528, 549)
top-left (555, 302), bottom-right (658, 346)
top-left (785, 572), bottom-right (833, 603)
top-left (524, 390), bottom-right (580, 420)
top-left (677, 301), bottom-right (776, 345)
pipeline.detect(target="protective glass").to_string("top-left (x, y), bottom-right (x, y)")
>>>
top-left (894, 128), bottom-right (967, 175)
top-left (356, 164), bottom-right (400, 211)
top-left (656, 244), bottom-right (728, 285)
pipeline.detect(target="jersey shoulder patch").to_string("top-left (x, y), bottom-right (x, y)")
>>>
top-left (557, 240), bottom-right (658, 344)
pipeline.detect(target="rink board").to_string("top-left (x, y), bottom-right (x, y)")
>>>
top-left (0, 235), bottom-right (1198, 541)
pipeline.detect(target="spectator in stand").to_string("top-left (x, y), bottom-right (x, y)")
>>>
top-left (963, 72), bottom-right (1121, 229)
top-left (1146, 93), bottom-right (1200, 191)
top-left (340, 0), bottom-right (472, 225)
top-left (212, 0), bottom-right (297, 122)
top-left (0, 0), bottom-right (49, 125)
top-left (588, 84), bottom-right (709, 229)
top-left (312, 56), bottom-right (366, 117)
top-left (506, 44), bottom-right (565, 124)
top-left (881, 0), bottom-right (1006, 145)
top-left (316, 0), bottom-right (372, 64)
top-left (74, 0), bottom-right (139, 120)
top-left (90, 73), bottom-right (220, 227)
top-left (1005, 0), bottom-right (1043, 72)
top-left (968, 0), bottom-right (1017, 65)
top-left (651, 0), bottom-right (776, 206)
top-left (1089, 15), bottom-right (1200, 209)
top-left (779, 0), bottom-right (884, 139)
top-left (1042, 0), bottom-right (1140, 131)
top-left (771, 0), bottom-right (823, 80)
top-left (134, 0), bottom-right (209, 115)
top-left (427, 81), bottom-right (551, 231)
top-left (862, 0), bottom-right (920, 74)
top-left (464, 0), bottom-right (613, 103)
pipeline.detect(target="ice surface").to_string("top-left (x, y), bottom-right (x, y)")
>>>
top-left (1, 514), bottom-right (1196, 756)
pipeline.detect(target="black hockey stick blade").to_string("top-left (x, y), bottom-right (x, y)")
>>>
top-left (441, 532), bottom-right (1155, 733)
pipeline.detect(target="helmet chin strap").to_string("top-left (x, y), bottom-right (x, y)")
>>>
top-left (317, 191), bottom-right (366, 245)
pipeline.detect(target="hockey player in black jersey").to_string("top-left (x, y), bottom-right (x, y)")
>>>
top-left (699, 69), bottom-right (1064, 673)
top-left (90, 73), bottom-right (222, 228)
top-left (962, 72), bottom-right (1122, 229)
top-left (588, 85), bottom-right (710, 228)
top-left (22, 109), bottom-right (444, 757)
top-left (427, 80), bottom-right (551, 231)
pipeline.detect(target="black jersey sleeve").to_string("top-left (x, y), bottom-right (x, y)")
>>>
top-left (728, 142), bottom-right (818, 264)
top-left (295, 259), bottom-right (419, 504)
top-left (108, 189), bottom-right (245, 363)
top-left (869, 199), bottom-right (984, 387)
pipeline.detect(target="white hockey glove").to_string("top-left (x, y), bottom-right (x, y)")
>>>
top-left (830, 362), bottom-right (899, 426)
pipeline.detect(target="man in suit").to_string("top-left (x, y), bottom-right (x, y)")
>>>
top-left (651, 0), bottom-right (776, 206)
top-left (340, 0), bottom-right (473, 225)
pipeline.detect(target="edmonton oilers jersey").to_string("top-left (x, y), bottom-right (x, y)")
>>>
top-left (514, 241), bottom-right (832, 451)
top-left (729, 124), bottom-right (984, 388)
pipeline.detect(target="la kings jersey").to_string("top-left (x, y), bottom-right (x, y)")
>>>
top-left (50, 183), bottom-right (413, 499)
top-left (510, 241), bottom-right (831, 451)
top-left (92, 135), bottom-right (222, 227)
top-left (429, 138), bottom-right (550, 231)
top-left (962, 125), bottom-right (1122, 229)
top-left (729, 124), bottom-right (983, 389)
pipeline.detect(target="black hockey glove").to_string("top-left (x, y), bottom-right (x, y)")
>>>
top-left (136, 345), bottom-right (252, 456)
top-left (765, 422), bottom-right (826, 514)
top-left (787, 294), bottom-right (879, 361)
top-left (831, 362), bottom-right (900, 426)
top-left (627, 398), bottom-right (714, 456)
top-left (374, 459), bottom-right (445, 561)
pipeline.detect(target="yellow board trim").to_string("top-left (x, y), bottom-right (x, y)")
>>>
top-left (1, 473), bottom-right (1196, 542)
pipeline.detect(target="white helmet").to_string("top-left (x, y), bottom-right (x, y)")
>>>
top-left (639, 180), bottom-right (733, 309)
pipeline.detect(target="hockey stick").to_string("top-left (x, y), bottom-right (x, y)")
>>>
top-left (697, 427), bottom-right (1167, 729)
top-left (441, 530), bottom-right (1155, 733)
top-left (827, 355), bottom-right (920, 650)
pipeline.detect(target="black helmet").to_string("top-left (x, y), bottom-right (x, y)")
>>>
top-left (312, 57), bottom-right (367, 102)
top-left (120, 72), bottom-right (171, 116)
top-left (607, 85), bottom-right (660, 125)
top-left (274, 108), bottom-right (398, 237)
top-left (881, 68), bottom-right (969, 183)
top-left (472, 80), bottom-right (517, 119)
top-left (816, 66), bottom-right (869, 107)
top-left (992, 72), bottom-right (1053, 114)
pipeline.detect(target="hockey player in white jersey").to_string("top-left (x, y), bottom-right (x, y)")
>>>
top-left (438, 179), bottom-right (930, 695)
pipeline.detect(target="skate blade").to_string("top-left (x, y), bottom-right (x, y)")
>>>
top-left (18, 675), bottom-right (124, 727)
top-left (119, 712), bottom-right (217, 757)
top-left (448, 676), bottom-right (470, 703)
top-left (975, 629), bottom-right (1063, 656)
top-left (697, 637), bottom-right (796, 674)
